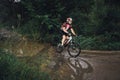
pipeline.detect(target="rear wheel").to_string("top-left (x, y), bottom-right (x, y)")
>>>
top-left (67, 43), bottom-right (81, 57)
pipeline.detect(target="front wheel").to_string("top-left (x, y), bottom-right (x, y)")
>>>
top-left (67, 43), bottom-right (81, 57)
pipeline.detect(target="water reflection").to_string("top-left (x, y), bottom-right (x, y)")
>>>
top-left (52, 53), bottom-right (93, 80)
top-left (67, 57), bottom-right (93, 80)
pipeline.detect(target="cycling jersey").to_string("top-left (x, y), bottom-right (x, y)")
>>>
top-left (61, 22), bottom-right (72, 36)
top-left (61, 22), bottom-right (72, 31)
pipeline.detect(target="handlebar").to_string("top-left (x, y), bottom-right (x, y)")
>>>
top-left (68, 33), bottom-right (77, 37)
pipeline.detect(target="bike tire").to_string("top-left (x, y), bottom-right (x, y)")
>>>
top-left (56, 43), bottom-right (64, 53)
top-left (67, 43), bottom-right (81, 57)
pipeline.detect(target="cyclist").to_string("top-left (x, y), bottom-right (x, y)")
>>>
top-left (60, 17), bottom-right (76, 46)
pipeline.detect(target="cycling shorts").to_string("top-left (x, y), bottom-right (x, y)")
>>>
top-left (61, 30), bottom-right (69, 36)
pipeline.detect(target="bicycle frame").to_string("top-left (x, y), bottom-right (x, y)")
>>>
top-left (64, 35), bottom-right (73, 46)
top-left (67, 36), bottom-right (72, 44)
top-left (56, 35), bottom-right (81, 57)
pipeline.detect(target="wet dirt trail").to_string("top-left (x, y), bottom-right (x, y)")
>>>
top-left (49, 50), bottom-right (120, 80)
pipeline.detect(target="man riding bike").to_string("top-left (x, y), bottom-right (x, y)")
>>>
top-left (61, 17), bottom-right (77, 46)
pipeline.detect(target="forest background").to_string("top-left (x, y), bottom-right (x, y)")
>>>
top-left (0, 0), bottom-right (120, 50)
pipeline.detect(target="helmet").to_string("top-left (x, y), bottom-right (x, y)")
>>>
top-left (66, 17), bottom-right (72, 24)
top-left (66, 17), bottom-right (72, 22)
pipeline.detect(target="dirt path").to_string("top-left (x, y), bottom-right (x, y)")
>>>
top-left (48, 50), bottom-right (120, 80)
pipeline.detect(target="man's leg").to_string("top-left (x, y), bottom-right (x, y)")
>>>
top-left (61, 35), bottom-right (66, 46)
top-left (66, 36), bottom-right (70, 44)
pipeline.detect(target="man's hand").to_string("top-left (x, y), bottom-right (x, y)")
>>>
top-left (67, 33), bottom-right (71, 36)
top-left (73, 34), bottom-right (77, 37)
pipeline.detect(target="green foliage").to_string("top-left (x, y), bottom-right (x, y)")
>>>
top-left (0, 0), bottom-right (120, 50)
top-left (0, 49), bottom-right (51, 80)
top-left (17, 19), bottom-right (40, 40)
top-left (75, 35), bottom-right (96, 49)
top-left (76, 35), bottom-right (120, 50)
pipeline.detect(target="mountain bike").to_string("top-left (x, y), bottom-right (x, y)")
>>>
top-left (56, 34), bottom-right (81, 58)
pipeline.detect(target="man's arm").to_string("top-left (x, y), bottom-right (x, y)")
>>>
top-left (62, 27), bottom-right (69, 34)
top-left (71, 28), bottom-right (76, 36)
